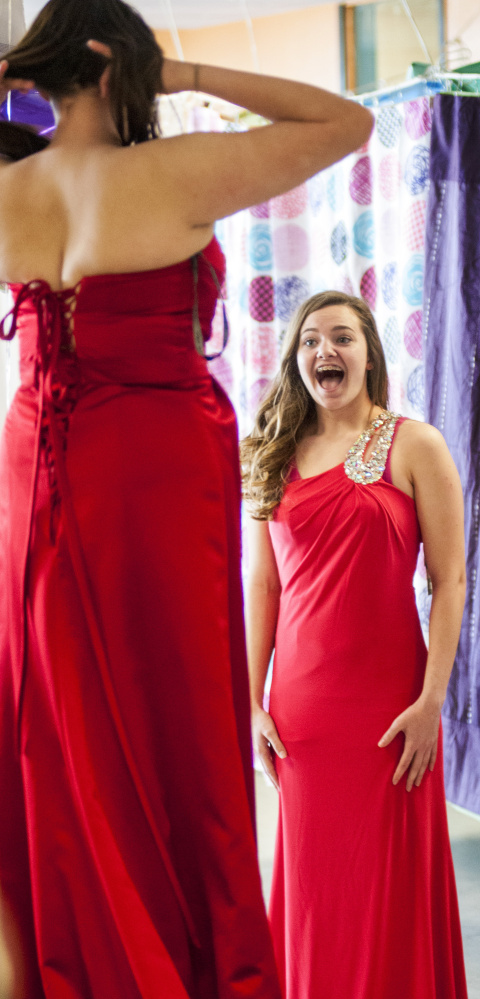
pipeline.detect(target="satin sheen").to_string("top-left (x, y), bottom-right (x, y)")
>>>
top-left (268, 428), bottom-right (468, 999)
top-left (0, 238), bottom-right (280, 999)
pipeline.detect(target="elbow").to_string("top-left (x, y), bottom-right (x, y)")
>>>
top-left (348, 104), bottom-right (374, 150)
top-left (430, 571), bottom-right (467, 600)
top-left (247, 576), bottom-right (281, 599)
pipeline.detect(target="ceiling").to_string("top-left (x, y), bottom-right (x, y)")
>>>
top-left (22, 0), bottom-right (323, 31)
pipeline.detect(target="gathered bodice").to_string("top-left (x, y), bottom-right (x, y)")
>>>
top-left (3, 236), bottom-right (224, 390)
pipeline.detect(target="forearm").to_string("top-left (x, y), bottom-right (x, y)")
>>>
top-left (161, 59), bottom-right (372, 134)
top-left (422, 577), bottom-right (466, 705)
top-left (245, 581), bottom-right (280, 711)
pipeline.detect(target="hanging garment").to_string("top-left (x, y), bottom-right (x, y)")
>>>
top-left (0, 237), bottom-right (281, 999)
top-left (268, 415), bottom-right (467, 999)
top-left (424, 92), bottom-right (480, 814)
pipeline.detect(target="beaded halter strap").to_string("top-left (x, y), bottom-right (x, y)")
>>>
top-left (344, 410), bottom-right (401, 484)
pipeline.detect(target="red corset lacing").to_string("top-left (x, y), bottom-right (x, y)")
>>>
top-left (0, 280), bottom-right (200, 949)
top-left (0, 279), bottom-right (81, 542)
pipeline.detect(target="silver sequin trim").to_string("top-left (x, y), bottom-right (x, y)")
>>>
top-left (344, 410), bottom-right (401, 485)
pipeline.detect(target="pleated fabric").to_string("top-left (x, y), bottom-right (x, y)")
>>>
top-left (268, 444), bottom-right (467, 999)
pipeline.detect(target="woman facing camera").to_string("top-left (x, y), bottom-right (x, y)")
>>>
top-left (0, 1), bottom-right (373, 996)
top-left (243, 291), bottom-right (468, 999)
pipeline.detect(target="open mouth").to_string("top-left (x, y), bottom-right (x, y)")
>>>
top-left (315, 365), bottom-right (344, 389)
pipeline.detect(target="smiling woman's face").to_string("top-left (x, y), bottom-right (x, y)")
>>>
top-left (296, 304), bottom-right (373, 412)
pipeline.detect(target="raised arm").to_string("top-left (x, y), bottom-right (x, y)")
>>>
top-left (378, 421), bottom-right (466, 791)
top-left (246, 517), bottom-right (286, 791)
top-left (158, 60), bottom-right (374, 223)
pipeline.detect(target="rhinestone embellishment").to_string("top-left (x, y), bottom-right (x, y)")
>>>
top-left (344, 410), bottom-right (401, 484)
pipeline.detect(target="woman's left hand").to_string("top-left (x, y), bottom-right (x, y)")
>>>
top-left (0, 60), bottom-right (35, 104)
top-left (378, 693), bottom-right (442, 791)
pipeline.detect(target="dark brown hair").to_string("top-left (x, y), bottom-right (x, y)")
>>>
top-left (1, 0), bottom-right (163, 159)
top-left (241, 290), bottom-right (389, 519)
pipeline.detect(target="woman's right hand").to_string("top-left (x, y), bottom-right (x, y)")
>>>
top-left (0, 60), bottom-right (35, 104)
top-left (252, 706), bottom-right (287, 792)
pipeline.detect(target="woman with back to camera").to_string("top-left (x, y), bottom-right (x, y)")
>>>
top-left (242, 291), bottom-right (468, 999)
top-left (0, 1), bottom-right (373, 996)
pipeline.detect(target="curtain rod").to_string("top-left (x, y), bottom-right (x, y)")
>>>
top-left (354, 73), bottom-right (480, 107)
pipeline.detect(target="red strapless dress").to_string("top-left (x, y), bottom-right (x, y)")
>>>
top-left (0, 238), bottom-right (281, 999)
top-left (268, 421), bottom-right (467, 999)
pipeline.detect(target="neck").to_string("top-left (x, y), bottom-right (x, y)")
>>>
top-left (49, 89), bottom-right (121, 149)
top-left (314, 394), bottom-right (381, 439)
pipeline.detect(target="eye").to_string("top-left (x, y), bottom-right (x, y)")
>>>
top-left (336, 336), bottom-right (352, 344)
top-left (302, 337), bottom-right (317, 347)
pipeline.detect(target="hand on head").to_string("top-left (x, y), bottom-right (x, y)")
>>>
top-left (0, 60), bottom-right (35, 104)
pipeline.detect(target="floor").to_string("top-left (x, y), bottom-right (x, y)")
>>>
top-left (255, 771), bottom-right (480, 999)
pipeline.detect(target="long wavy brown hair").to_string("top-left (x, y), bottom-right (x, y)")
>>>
top-left (241, 291), bottom-right (389, 520)
top-left (0, 0), bottom-right (163, 160)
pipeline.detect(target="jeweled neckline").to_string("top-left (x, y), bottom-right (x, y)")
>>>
top-left (344, 410), bottom-right (400, 485)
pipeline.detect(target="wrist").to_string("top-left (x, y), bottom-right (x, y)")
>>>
top-left (419, 686), bottom-right (445, 711)
top-left (251, 700), bottom-right (266, 717)
top-left (160, 58), bottom-right (197, 95)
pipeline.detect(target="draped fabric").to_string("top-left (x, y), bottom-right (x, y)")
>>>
top-left (423, 93), bottom-right (480, 815)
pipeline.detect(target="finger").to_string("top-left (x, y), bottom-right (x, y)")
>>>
top-left (429, 739), bottom-right (438, 772)
top-left (266, 735), bottom-right (287, 760)
top-left (87, 40), bottom-right (113, 60)
top-left (392, 747), bottom-right (414, 785)
top-left (413, 760), bottom-right (430, 789)
top-left (408, 751), bottom-right (430, 791)
top-left (378, 721), bottom-right (401, 748)
top-left (258, 748), bottom-right (280, 791)
top-left (262, 720), bottom-right (288, 759)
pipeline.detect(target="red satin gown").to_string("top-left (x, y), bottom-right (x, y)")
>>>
top-left (0, 237), bottom-right (281, 999)
top-left (268, 416), bottom-right (468, 999)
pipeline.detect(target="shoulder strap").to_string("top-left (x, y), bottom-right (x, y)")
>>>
top-left (382, 416), bottom-right (407, 484)
top-left (191, 252), bottom-right (229, 362)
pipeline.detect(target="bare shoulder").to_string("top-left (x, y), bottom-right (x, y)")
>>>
top-left (134, 130), bottom-right (246, 169)
top-left (394, 418), bottom-right (460, 493)
top-left (395, 417), bottom-right (447, 456)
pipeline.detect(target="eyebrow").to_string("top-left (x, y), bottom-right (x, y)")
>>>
top-left (300, 324), bottom-right (357, 335)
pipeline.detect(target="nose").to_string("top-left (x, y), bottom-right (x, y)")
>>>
top-left (316, 339), bottom-right (336, 359)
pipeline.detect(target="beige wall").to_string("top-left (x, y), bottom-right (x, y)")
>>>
top-left (445, 0), bottom-right (480, 66)
top-left (155, 5), bottom-right (341, 91)
top-left (155, 0), bottom-right (478, 95)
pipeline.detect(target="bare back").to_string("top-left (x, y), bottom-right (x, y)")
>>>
top-left (0, 136), bottom-right (216, 291)
top-left (0, 62), bottom-right (374, 291)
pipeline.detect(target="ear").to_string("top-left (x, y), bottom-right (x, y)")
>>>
top-left (86, 40), bottom-right (113, 101)
top-left (366, 359), bottom-right (373, 370)
top-left (98, 64), bottom-right (111, 101)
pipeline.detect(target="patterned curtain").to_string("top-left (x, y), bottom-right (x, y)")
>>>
top-left (211, 96), bottom-right (433, 628)
top-left (423, 94), bottom-right (480, 815)
top-left (212, 98), bottom-right (433, 436)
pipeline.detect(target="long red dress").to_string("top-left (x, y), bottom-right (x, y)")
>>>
top-left (268, 416), bottom-right (468, 999)
top-left (0, 238), bottom-right (281, 999)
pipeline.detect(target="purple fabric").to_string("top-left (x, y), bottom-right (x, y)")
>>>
top-left (423, 94), bottom-right (480, 815)
top-left (0, 90), bottom-right (55, 133)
